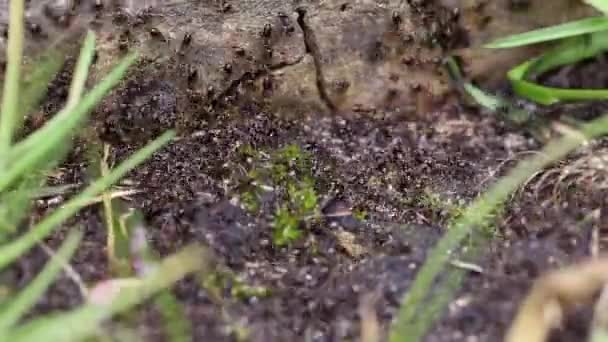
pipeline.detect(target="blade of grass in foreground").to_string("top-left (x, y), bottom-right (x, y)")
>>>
top-left (65, 31), bottom-right (96, 111)
top-left (155, 290), bottom-right (192, 342)
top-left (507, 33), bottom-right (608, 105)
top-left (0, 130), bottom-right (175, 271)
top-left (521, 33), bottom-right (608, 78)
top-left (19, 51), bottom-right (66, 120)
top-left (4, 30), bottom-right (122, 165)
top-left (0, 0), bottom-right (25, 156)
top-left (444, 57), bottom-right (532, 125)
top-left (585, 0), bottom-right (608, 15)
top-left (485, 17), bottom-right (608, 48)
top-left (389, 113), bottom-right (608, 341)
top-left (0, 175), bottom-right (46, 237)
top-left (0, 231), bottom-right (81, 332)
top-left (5, 244), bottom-right (207, 342)
top-left (591, 330), bottom-right (608, 342)
top-left (463, 83), bottom-right (505, 111)
top-left (0, 53), bottom-right (137, 191)
top-left (398, 266), bottom-right (467, 341)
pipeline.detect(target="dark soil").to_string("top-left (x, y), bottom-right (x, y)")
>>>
top-left (7, 1), bottom-right (608, 341)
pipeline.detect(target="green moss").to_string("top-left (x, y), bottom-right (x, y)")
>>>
top-left (288, 177), bottom-right (318, 215)
top-left (418, 190), bottom-right (444, 210)
top-left (231, 278), bottom-right (271, 300)
top-left (272, 206), bottom-right (303, 246)
top-left (270, 163), bottom-right (289, 183)
top-left (308, 237), bottom-right (321, 256)
top-left (271, 169), bottom-right (319, 246)
top-left (270, 144), bottom-right (312, 183)
top-left (275, 144), bottom-right (309, 168)
top-left (202, 270), bottom-right (271, 302)
top-left (353, 209), bottom-right (368, 221)
top-left (201, 271), bottom-right (226, 303)
top-left (237, 144), bottom-right (259, 159)
top-left (417, 189), bottom-right (466, 222)
top-left (240, 190), bottom-right (260, 213)
top-left (238, 143), bottom-right (320, 246)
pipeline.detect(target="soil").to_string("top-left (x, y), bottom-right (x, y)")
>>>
top-left (6, 0), bottom-right (608, 341)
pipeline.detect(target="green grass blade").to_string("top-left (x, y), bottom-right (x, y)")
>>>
top-left (508, 61), bottom-right (608, 105)
top-left (389, 113), bottom-right (608, 341)
top-left (0, 175), bottom-right (45, 238)
top-left (65, 31), bottom-right (96, 111)
top-left (462, 83), bottom-right (533, 125)
top-left (390, 268), bottom-right (466, 341)
top-left (510, 79), bottom-right (608, 105)
top-left (528, 33), bottom-right (608, 77)
top-left (445, 56), bottom-right (532, 125)
top-left (5, 51), bottom-right (135, 167)
top-left (0, 46), bottom-right (67, 140)
top-left (591, 330), bottom-right (608, 342)
top-left (508, 63), bottom-right (562, 105)
top-left (445, 56), bottom-right (502, 110)
top-left (6, 245), bottom-right (207, 342)
top-left (155, 290), bottom-right (192, 342)
top-left (104, 198), bottom-right (139, 277)
top-left (0, 230), bottom-right (81, 333)
top-left (0, 53), bottom-right (137, 191)
top-left (505, 33), bottom-right (608, 104)
top-left (463, 83), bottom-right (505, 111)
top-left (19, 51), bottom-right (66, 120)
top-left (0, 130), bottom-right (175, 271)
top-left (0, 0), bottom-right (25, 156)
top-left (585, 0), bottom-right (608, 14)
top-left (484, 17), bottom-right (608, 48)
top-left (0, 138), bottom-right (73, 241)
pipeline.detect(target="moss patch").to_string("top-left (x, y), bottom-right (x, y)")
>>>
top-left (238, 144), bottom-right (320, 246)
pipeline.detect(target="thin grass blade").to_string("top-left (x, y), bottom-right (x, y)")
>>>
top-left (65, 31), bottom-right (96, 111)
top-left (0, 130), bottom-right (175, 270)
top-left (0, 0), bottom-right (25, 156)
top-left (485, 17), bottom-right (608, 48)
top-left (591, 331), bottom-right (608, 342)
top-left (5, 244), bottom-right (207, 342)
top-left (389, 112), bottom-right (608, 341)
top-left (104, 197), bottom-right (139, 277)
top-left (585, 0), bottom-right (608, 15)
top-left (0, 140), bottom-right (73, 241)
top-left (527, 33), bottom-right (608, 77)
top-left (7, 42), bottom-right (133, 163)
top-left (390, 267), bottom-right (466, 341)
top-left (155, 290), bottom-right (192, 342)
top-left (506, 33), bottom-right (608, 104)
top-left (445, 57), bottom-right (532, 125)
top-left (19, 50), bottom-right (66, 120)
top-left (463, 83), bottom-right (505, 111)
top-left (0, 175), bottom-right (44, 238)
top-left (0, 53), bottom-right (137, 191)
top-left (0, 230), bottom-right (81, 333)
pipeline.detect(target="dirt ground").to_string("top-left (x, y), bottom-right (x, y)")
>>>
top-left (7, 0), bottom-right (608, 341)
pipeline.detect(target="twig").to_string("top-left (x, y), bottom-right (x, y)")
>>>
top-left (449, 259), bottom-right (484, 274)
top-left (38, 241), bottom-right (89, 299)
